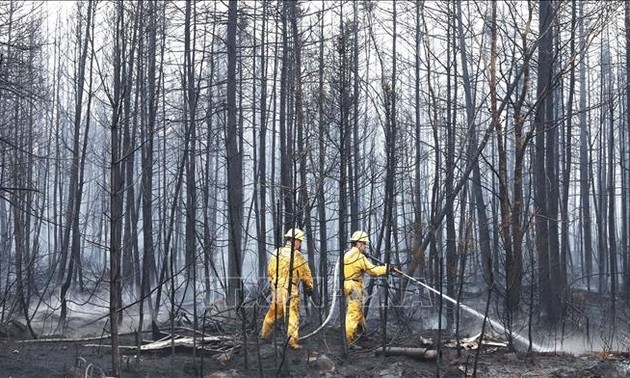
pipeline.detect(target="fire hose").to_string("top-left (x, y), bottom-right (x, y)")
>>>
top-left (300, 254), bottom-right (546, 352)
top-left (299, 258), bottom-right (340, 340)
top-left (366, 255), bottom-right (547, 352)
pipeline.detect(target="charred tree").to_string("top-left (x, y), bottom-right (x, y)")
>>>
top-left (534, 0), bottom-right (562, 323)
top-left (58, 0), bottom-right (95, 328)
top-left (445, 1), bottom-right (457, 329)
top-left (578, 0), bottom-right (592, 291)
top-left (109, 3), bottom-right (127, 375)
top-left (225, 0), bottom-right (243, 307)
top-left (338, 2), bottom-right (349, 355)
top-left (139, 0), bottom-right (161, 335)
top-left (624, 0), bottom-right (630, 297)
top-left (254, 0), bottom-right (269, 280)
top-left (316, 0), bottom-right (330, 310)
top-left (456, 0), bottom-right (493, 289)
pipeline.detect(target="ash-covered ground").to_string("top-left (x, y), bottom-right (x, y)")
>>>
top-left (2, 287), bottom-right (630, 377)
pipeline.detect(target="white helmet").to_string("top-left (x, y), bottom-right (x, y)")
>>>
top-left (350, 230), bottom-right (370, 244)
top-left (284, 228), bottom-right (305, 241)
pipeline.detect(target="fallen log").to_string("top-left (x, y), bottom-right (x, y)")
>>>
top-left (139, 335), bottom-right (236, 351)
top-left (85, 335), bottom-right (237, 351)
top-left (445, 333), bottom-right (509, 350)
top-left (375, 347), bottom-right (437, 360)
top-left (19, 331), bottom-right (140, 344)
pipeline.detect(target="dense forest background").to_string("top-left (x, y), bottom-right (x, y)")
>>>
top-left (1, 0), bottom-right (630, 374)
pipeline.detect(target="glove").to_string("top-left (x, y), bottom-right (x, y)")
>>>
top-left (387, 264), bottom-right (398, 274)
top-left (305, 286), bottom-right (313, 297)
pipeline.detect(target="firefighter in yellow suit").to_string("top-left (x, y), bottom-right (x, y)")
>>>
top-left (261, 228), bottom-right (314, 349)
top-left (344, 230), bottom-right (390, 347)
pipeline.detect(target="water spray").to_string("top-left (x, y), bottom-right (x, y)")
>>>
top-left (367, 255), bottom-right (548, 353)
top-left (300, 254), bottom-right (548, 353)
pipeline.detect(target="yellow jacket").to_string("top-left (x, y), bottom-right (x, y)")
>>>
top-left (343, 246), bottom-right (387, 285)
top-left (267, 245), bottom-right (314, 295)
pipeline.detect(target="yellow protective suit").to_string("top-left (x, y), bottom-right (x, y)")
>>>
top-left (343, 246), bottom-right (387, 344)
top-left (261, 243), bottom-right (314, 349)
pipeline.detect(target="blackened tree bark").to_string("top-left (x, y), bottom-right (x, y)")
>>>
top-left (121, 2), bottom-right (139, 291)
top-left (492, 0), bottom-right (522, 319)
top-left (560, 0), bottom-right (578, 297)
top-left (596, 41), bottom-right (608, 294)
top-left (544, 1), bottom-right (563, 321)
top-left (201, 1), bottom-right (219, 305)
top-left (338, 2), bottom-right (349, 355)
top-left (225, 0), bottom-right (244, 310)
top-left (349, 1), bottom-right (360, 231)
top-left (456, 0), bottom-right (493, 289)
top-left (269, 8), bottom-right (281, 247)
top-left (130, 3), bottom-right (145, 298)
top-left (316, 0), bottom-right (329, 309)
top-left (7, 1), bottom-right (46, 338)
top-left (289, 1), bottom-right (317, 299)
top-left (255, 0), bottom-right (269, 280)
top-left (578, 0), bottom-right (592, 291)
top-left (183, 1), bottom-right (203, 362)
top-left (58, 0), bottom-right (94, 329)
top-left (139, 0), bottom-right (159, 340)
top-left (624, 0), bottom-right (630, 297)
top-left (184, 0), bottom-right (198, 281)
top-left (380, 0), bottom-right (397, 352)
top-left (535, 0), bottom-right (558, 322)
top-left (445, 2), bottom-right (456, 329)
top-left (604, 36), bottom-right (617, 312)
top-left (422, 7), bottom-right (441, 289)
top-left (109, 3), bottom-right (126, 375)
top-left (279, 1), bottom-right (293, 231)
top-left (411, 0), bottom-right (426, 280)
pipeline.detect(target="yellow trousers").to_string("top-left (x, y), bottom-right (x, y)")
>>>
top-left (261, 287), bottom-right (301, 348)
top-left (344, 281), bottom-right (366, 344)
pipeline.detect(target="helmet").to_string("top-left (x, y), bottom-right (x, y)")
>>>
top-left (284, 228), bottom-right (305, 241)
top-left (350, 230), bottom-right (370, 244)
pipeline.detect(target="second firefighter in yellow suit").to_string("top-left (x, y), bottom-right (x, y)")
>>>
top-left (261, 228), bottom-right (314, 349)
top-left (344, 230), bottom-right (389, 346)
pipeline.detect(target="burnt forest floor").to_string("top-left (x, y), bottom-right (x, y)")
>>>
top-left (3, 287), bottom-right (630, 377)
top-left (2, 324), bottom-right (630, 378)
